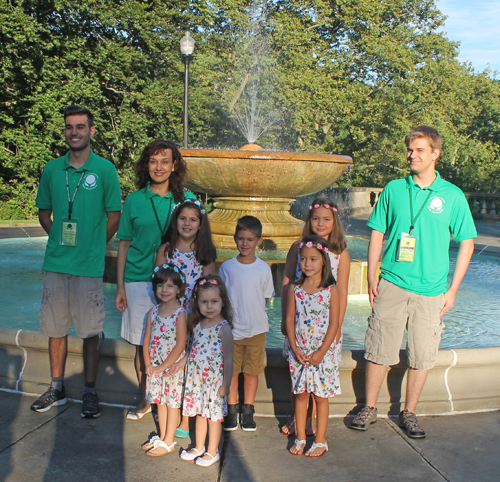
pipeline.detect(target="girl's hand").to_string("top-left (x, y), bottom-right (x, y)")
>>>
top-left (168, 362), bottom-right (182, 376)
top-left (218, 385), bottom-right (229, 397)
top-left (145, 364), bottom-right (154, 376)
top-left (308, 350), bottom-right (324, 366)
top-left (293, 347), bottom-right (308, 365)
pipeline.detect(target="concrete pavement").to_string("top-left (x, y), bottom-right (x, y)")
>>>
top-left (1, 391), bottom-right (499, 482)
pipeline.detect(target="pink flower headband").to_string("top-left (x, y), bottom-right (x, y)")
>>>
top-left (195, 278), bottom-right (218, 291)
top-left (299, 240), bottom-right (329, 253)
top-left (309, 202), bottom-right (337, 211)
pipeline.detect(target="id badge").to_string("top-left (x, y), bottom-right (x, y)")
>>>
top-left (60, 218), bottom-right (78, 246)
top-left (397, 233), bottom-right (417, 262)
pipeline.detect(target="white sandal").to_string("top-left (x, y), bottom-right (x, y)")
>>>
top-left (196, 451), bottom-right (220, 467)
top-left (305, 441), bottom-right (328, 457)
top-left (180, 447), bottom-right (205, 461)
top-left (146, 439), bottom-right (177, 457)
top-left (290, 438), bottom-right (306, 455)
top-left (141, 434), bottom-right (160, 451)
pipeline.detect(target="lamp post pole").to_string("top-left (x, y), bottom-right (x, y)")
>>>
top-left (180, 31), bottom-right (195, 149)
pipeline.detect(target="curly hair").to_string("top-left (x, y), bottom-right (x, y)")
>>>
top-left (151, 264), bottom-right (187, 302)
top-left (134, 140), bottom-right (187, 202)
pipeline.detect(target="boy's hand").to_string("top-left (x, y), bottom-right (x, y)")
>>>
top-left (308, 350), bottom-right (324, 366)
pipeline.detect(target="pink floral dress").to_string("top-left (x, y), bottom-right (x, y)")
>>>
top-left (182, 320), bottom-right (228, 422)
top-left (145, 305), bottom-right (186, 407)
top-left (288, 285), bottom-right (341, 398)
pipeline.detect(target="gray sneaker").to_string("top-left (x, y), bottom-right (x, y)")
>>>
top-left (349, 406), bottom-right (378, 431)
top-left (399, 409), bottom-right (425, 438)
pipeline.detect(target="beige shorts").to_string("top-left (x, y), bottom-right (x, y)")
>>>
top-left (233, 333), bottom-right (267, 376)
top-left (364, 279), bottom-right (445, 370)
top-left (39, 271), bottom-right (105, 339)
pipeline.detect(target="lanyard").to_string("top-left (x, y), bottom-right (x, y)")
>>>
top-left (150, 198), bottom-right (170, 236)
top-left (408, 187), bottom-right (432, 235)
top-left (66, 170), bottom-right (85, 219)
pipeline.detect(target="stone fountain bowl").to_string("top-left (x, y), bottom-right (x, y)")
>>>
top-left (180, 145), bottom-right (353, 249)
top-left (181, 145), bottom-right (352, 197)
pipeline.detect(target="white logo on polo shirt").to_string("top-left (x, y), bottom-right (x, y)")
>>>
top-left (428, 197), bottom-right (445, 213)
top-left (83, 173), bottom-right (99, 190)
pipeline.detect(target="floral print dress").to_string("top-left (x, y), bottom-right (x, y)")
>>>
top-left (145, 305), bottom-right (186, 407)
top-left (283, 251), bottom-right (342, 357)
top-left (182, 320), bottom-right (228, 422)
top-left (288, 285), bottom-right (341, 398)
top-left (167, 248), bottom-right (203, 310)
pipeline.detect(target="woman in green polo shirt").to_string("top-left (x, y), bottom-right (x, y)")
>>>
top-left (114, 140), bottom-right (195, 420)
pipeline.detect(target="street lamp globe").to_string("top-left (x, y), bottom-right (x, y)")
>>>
top-left (180, 31), bottom-right (195, 57)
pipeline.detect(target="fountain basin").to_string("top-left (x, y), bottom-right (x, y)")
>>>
top-left (182, 146), bottom-right (352, 249)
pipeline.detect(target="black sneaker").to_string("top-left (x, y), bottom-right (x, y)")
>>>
top-left (81, 391), bottom-right (101, 418)
top-left (399, 409), bottom-right (425, 438)
top-left (223, 404), bottom-right (239, 431)
top-left (31, 386), bottom-right (67, 413)
top-left (241, 404), bottom-right (257, 431)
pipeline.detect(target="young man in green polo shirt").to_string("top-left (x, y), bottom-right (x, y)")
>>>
top-left (31, 105), bottom-right (122, 418)
top-left (350, 126), bottom-right (476, 438)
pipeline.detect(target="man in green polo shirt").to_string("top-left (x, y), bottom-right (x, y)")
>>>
top-left (350, 126), bottom-right (476, 438)
top-left (31, 105), bottom-right (122, 418)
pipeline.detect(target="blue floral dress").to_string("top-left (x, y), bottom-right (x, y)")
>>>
top-left (145, 305), bottom-right (186, 407)
top-left (288, 285), bottom-right (341, 398)
top-left (167, 247), bottom-right (203, 311)
top-left (182, 320), bottom-right (228, 422)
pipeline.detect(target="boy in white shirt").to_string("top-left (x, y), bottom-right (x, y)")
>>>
top-left (219, 216), bottom-right (274, 431)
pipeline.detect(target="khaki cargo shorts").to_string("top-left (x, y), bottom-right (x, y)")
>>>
top-left (39, 271), bottom-right (105, 339)
top-left (364, 279), bottom-right (445, 370)
top-left (233, 333), bottom-right (267, 376)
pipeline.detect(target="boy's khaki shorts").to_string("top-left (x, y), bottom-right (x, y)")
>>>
top-left (233, 333), bottom-right (267, 376)
top-left (364, 279), bottom-right (445, 370)
top-left (39, 271), bottom-right (105, 339)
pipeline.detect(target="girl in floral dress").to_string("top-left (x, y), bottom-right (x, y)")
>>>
top-left (281, 198), bottom-right (350, 437)
top-left (141, 265), bottom-right (187, 456)
top-left (155, 199), bottom-right (217, 437)
top-left (286, 235), bottom-right (340, 458)
top-left (171, 275), bottom-right (234, 468)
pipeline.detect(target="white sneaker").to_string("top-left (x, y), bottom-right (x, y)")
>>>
top-left (195, 451), bottom-right (220, 467)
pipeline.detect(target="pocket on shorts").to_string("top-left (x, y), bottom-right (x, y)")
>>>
top-left (364, 313), bottom-right (381, 354)
top-left (39, 286), bottom-right (52, 332)
top-left (87, 289), bottom-right (106, 333)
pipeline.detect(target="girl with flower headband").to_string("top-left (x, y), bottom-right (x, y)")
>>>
top-left (281, 197), bottom-right (350, 439)
top-left (155, 198), bottom-right (217, 438)
top-left (168, 275), bottom-right (234, 467)
top-left (141, 264), bottom-right (188, 456)
top-left (286, 235), bottom-right (341, 457)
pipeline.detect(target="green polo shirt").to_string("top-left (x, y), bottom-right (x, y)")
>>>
top-left (367, 172), bottom-right (477, 296)
top-left (116, 185), bottom-right (196, 282)
top-left (36, 150), bottom-right (122, 277)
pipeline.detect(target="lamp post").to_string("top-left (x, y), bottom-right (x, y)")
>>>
top-left (180, 31), bottom-right (195, 149)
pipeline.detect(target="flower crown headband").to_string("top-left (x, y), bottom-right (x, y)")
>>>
top-left (309, 202), bottom-right (338, 212)
top-left (152, 264), bottom-right (185, 282)
top-left (299, 240), bottom-right (329, 253)
top-left (172, 198), bottom-right (206, 214)
top-left (194, 278), bottom-right (219, 291)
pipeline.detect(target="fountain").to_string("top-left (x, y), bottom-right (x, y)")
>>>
top-left (181, 145), bottom-right (352, 249)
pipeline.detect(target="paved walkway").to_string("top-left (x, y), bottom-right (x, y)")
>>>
top-left (0, 391), bottom-right (498, 482)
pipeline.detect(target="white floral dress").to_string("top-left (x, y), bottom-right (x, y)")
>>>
top-left (283, 250), bottom-right (342, 358)
top-left (182, 320), bottom-right (228, 422)
top-left (288, 285), bottom-right (341, 398)
top-left (167, 247), bottom-right (203, 311)
top-left (145, 305), bottom-right (186, 407)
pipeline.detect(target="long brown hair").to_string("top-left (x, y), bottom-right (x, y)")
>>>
top-left (294, 235), bottom-right (335, 288)
top-left (302, 197), bottom-right (346, 255)
top-left (188, 275), bottom-right (234, 331)
top-left (134, 140), bottom-right (187, 203)
top-left (163, 200), bottom-right (217, 266)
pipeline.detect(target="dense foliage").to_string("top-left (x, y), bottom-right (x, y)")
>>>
top-left (1, 0), bottom-right (499, 218)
